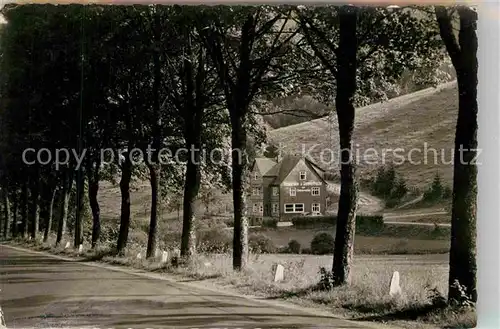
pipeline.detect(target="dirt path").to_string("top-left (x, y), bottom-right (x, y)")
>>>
top-left (326, 182), bottom-right (451, 227)
top-left (326, 181), bottom-right (384, 214)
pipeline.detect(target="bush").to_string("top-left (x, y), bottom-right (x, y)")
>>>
top-left (292, 215), bottom-right (384, 234)
top-left (318, 267), bottom-right (335, 290)
top-left (368, 166), bottom-right (411, 205)
top-left (160, 231), bottom-right (181, 250)
top-left (442, 185), bottom-right (452, 199)
top-left (423, 173), bottom-right (449, 203)
top-left (249, 233), bottom-right (276, 253)
top-left (99, 223), bottom-right (119, 244)
top-left (249, 217), bottom-right (263, 226)
top-left (262, 218), bottom-right (277, 228)
top-left (288, 239), bottom-right (301, 254)
top-left (391, 177), bottom-right (408, 200)
top-left (385, 198), bottom-right (400, 208)
top-left (310, 232), bottom-right (335, 255)
top-left (128, 230), bottom-right (148, 246)
top-left (371, 166), bottom-right (397, 198)
top-left (292, 216), bottom-right (335, 228)
top-left (277, 245), bottom-right (290, 254)
top-left (356, 215), bottom-right (385, 234)
top-left (301, 248), bottom-right (312, 254)
top-left (197, 226), bottom-right (232, 253)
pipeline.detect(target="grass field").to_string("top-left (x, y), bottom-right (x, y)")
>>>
top-left (385, 212), bottom-right (450, 224)
top-left (173, 252), bottom-right (473, 329)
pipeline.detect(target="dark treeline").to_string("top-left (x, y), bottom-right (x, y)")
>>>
top-left (0, 4), bottom-right (477, 303)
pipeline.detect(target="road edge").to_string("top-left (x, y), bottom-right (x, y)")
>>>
top-left (1, 243), bottom-right (399, 329)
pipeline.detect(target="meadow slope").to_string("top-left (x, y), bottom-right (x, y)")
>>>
top-left (268, 81), bottom-right (458, 189)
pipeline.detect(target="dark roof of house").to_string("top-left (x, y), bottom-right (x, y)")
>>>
top-left (253, 157), bottom-right (277, 175)
top-left (308, 159), bottom-right (327, 173)
top-left (260, 154), bottom-right (326, 185)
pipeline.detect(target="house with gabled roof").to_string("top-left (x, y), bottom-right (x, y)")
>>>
top-left (248, 154), bottom-right (327, 222)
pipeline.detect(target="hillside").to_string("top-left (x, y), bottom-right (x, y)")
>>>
top-left (268, 81), bottom-right (458, 189)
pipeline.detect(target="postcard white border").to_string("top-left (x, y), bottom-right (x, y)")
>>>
top-left (478, 1), bottom-right (500, 328)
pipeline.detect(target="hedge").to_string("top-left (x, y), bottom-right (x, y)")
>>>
top-left (224, 217), bottom-right (275, 227)
top-left (291, 214), bottom-right (384, 233)
top-left (262, 218), bottom-right (278, 228)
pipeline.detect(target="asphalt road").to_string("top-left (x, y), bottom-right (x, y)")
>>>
top-left (0, 245), bottom-right (380, 329)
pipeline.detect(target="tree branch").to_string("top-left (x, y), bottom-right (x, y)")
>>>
top-left (300, 24), bottom-right (337, 78)
top-left (435, 6), bottom-right (462, 68)
top-left (298, 11), bottom-right (339, 58)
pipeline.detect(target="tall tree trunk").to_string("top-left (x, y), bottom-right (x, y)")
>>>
top-left (30, 176), bottom-right (41, 241)
top-left (436, 6), bottom-right (478, 303)
top-left (332, 6), bottom-right (359, 287)
top-left (181, 149), bottom-right (201, 260)
top-left (178, 31), bottom-right (202, 261)
top-left (146, 19), bottom-right (162, 259)
top-left (20, 182), bottom-right (28, 239)
top-left (87, 162), bottom-right (101, 249)
top-left (117, 154), bottom-right (132, 254)
top-left (56, 170), bottom-right (73, 246)
top-left (11, 192), bottom-right (18, 237)
top-left (73, 168), bottom-right (85, 248)
top-left (0, 201), bottom-right (3, 237)
top-left (44, 187), bottom-right (57, 243)
top-left (2, 189), bottom-right (10, 239)
top-left (146, 163), bottom-right (160, 259)
top-left (230, 114), bottom-right (249, 271)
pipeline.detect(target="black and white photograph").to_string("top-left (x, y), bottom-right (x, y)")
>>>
top-left (0, 3), bottom-right (481, 328)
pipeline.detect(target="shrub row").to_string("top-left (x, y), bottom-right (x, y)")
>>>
top-left (224, 217), bottom-right (277, 228)
top-left (291, 214), bottom-right (384, 233)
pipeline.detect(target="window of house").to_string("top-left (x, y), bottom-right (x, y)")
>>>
top-left (259, 203), bottom-right (263, 213)
top-left (252, 187), bottom-right (261, 196)
top-left (289, 187), bottom-right (296, 196)
top-left (284, 203), bottom-right (305, 213)
top-left (272, 203), bottom-right (279, 213)
top-left (254, 172), bottom-right (259, 180)
top-left (312, 187), bottom-right (320, 196)
top-left (253, 203), bottom-right (259, 213)
top-left (312, 203), bottom-right (320, 213)
top-left (299, 171), bottom-right (307, 180)
top-left (272, 187), bottom-right (279, 196)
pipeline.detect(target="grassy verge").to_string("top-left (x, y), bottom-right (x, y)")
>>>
top-left (3, 235), bottom-right (475, 329)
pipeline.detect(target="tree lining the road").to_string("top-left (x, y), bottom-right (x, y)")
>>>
top-left (294, 4), bottom-right (447, 286)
